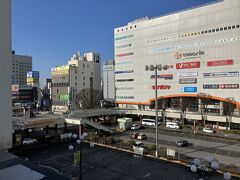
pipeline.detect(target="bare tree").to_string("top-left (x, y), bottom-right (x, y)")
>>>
top-left (75, 88), bottom-right (103, 109)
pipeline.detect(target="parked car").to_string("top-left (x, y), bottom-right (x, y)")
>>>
top-left (137, 133), bottom-right (147, 140)
top-left (131, 132), bottom-right (139, 139)
top-left (22, 138), bottom-right (37, 145)
top-left (176, 140), bottom-right (188, 147)
top-left (203, 127), bottom-right (214, 133)
top-left (166, 122), bottom-right (180, 129)
top-left (133, 141), bottom-right (145, 148)
top-left (131, 124), bottom-right (141, 130)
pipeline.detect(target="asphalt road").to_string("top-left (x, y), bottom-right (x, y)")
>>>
top-left (20, 143), bottom-right (239, 180)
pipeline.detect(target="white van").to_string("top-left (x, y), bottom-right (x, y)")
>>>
top-left (166, 122), bottom-right (180, 129)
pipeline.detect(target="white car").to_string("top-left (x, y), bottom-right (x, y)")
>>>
top-left (137, 133), bottom-right (147, 140)
top-left (203, 127), bottom-right (214, 133)
top-left (23, 138), bottom-right (37, 145)
top-left (131, 124), bottom-right (141, 130)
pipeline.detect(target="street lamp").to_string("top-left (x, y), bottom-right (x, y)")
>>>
top-left (145, 64), bottom-right (168, 157)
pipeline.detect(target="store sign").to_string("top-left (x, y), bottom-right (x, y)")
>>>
top-left (60, 94), bottom-right (69, 101)
top-left (151, 74), bottom-right (173, 80)
top-left (181, 87), bottom-right (197, 92)
top-left (174, 50), bottom-right (204, 60)
top-left (27, 71), bottom-right (39, 78)
top-left (220, 84), bottom-right (239, 89)
top-left (207, 59), bottom-right (233, 67)
top-left (52, 70), bottom-right (69, 76)
top-left (203, 84), bottom-right (219, 89)
top-left (179, 71), bottom-right (198, 77)
top-left (176, 61), bottom-right (200, 69)
top-left (179, 78), bottom-right (197, 84)
top-left (152, 85), bottom-right (171, 90)
top-left (203, 71), bottom-right (239, 78)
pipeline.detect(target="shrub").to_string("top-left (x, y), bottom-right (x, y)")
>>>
top-left (148, 144), bottom-right (156, 151)
top-left (126, 139), bottom-right (135, 145)
top-left (113, 138), bottom-right (124, 144)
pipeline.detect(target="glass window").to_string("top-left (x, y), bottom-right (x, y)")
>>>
top-left (212, 29), bottom-right (215, 32)
top-left (236, 25), bottom-right (240, 28)
top-left (220, 27), bottom-right (223, 31)
top-left (224, 27), bottom-right (227, 30)
top-left (201, 31), bottom-right (204, 34)
top-left (228, 26), bottom-right (231, 30)
top-left (232, 25), bottom-right (235, 29)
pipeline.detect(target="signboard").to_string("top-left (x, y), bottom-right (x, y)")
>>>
top-left (179, 71), bottom-right (198, 77)
top-left (207, 59), bottom-right (233, 67)
top-left (151, 74), bottom-right (173, 80)
top-left (220, 84), bottom-right (239, 89)
top-left (167, 149), bottom-right (175, 157)
top-left (27, 77), bottom-right (39, 83)
top-left (174, 50), bottom-right (204, 60)
top-left (51, 70), bottom-right (69, 76)
top-left (74, 150), bottom-right (80, 167)
top-left (51, 66), bottom-right (69, 72)
top-left (60, 94), bottom-right (69, 101)
top-left (203, 84), bottom-right (219, 89)
top-left (15, 134), bottom-right (22, 146)
top-left (27, 71), bottom-right (39, 78)
top-left (176, 61), bottom-right (200, 69)
top-left (181, 87), bottom-right (197, 92)
top-left (152, 85), bottom-right (171, 90)
top-left (133, 147), bottom-right (144, 155)
top-left (203, 71), bottom-right (239, 78)
top-left (179, 78), bottom-right (197, 84)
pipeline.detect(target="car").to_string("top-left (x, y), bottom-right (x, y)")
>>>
top-left (22, 138), bottom-right (37, 145)
top-left (133, 141), bottom-right (145, 148)
top-left (176, 140), bottom-right (188, 147)
top-left (131, 124), bottom-right (141, 130)
top-left (131, 132), bottom-right (139, 139)
top-left (203, 127), bottom-right (214, 133)
top-left (137, 133), bottom-right (147, 140)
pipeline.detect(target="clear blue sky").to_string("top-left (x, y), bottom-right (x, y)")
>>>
top-left (12, 0), bottom-right (216, 84)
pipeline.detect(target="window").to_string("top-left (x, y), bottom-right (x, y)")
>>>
top-left (236, 25), bottom-right (240, 28)
top-left (83, 77), bottom-right (85, 80)
top-left (135, 25), bottom-right (137, 28)
top-left (201, 31), bottom-right (204, 34)
top-left (208, 30), bottom-right (211, 33)
top-left (205, 30), bottom-right (208, 34)
top-left (216, 28), bottom-right (219, 32)
top-left (212, 29), bottom-right (215, 32)
top-left (224, 27), bottom-right (227, 30)
top-left (228, 26), bottom-right (231, 30)
top-left (83, 83), bottom-right (85, 86)
top-left (83, 64), bottom-right (85, 67)
top-left (220, 27), bottom-right (223, 31)
top-left (232, 25), bottom-right (235, 29)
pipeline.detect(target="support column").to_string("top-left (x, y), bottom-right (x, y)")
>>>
top-left (198, 99), bottom-right (202, 114)
top-left (220, 101), bottom-right (224, 115)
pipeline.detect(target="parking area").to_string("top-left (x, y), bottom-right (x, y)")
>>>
top-left (19, 142), bottom-right (239, 180)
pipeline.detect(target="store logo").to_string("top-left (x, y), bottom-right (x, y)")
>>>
top-left (181, 86), bottom-right (197, 92)
top-left (220, 84), bottom-right (239, 89)
top-left (174, 50), bottom-right (204, 60)
top-left (179, 78), bottom-right (197, 84)
top-left (151, 74), bottom-right (173, 80)
top-left (152, 85), bottom-right (171, 90)
top-left (176, 61), bottom-right (200, 69)
top-left (207, 59), bottom-right (233, 67)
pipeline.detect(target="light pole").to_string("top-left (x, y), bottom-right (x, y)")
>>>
top-left (145, 64), bottom-right (168, 157)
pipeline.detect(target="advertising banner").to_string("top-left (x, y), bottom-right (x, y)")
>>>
top-left (152, 85), bottom-right (171, 90)
top-left (181, 87), bottom-right (197, 92)
top-left (203, 71), bottom-right (239, 78)
top-left (151, 74), bottom-right (173, 80)
top-left (27, 71), bottom-right (39, 78)
top-left (203, 84), bottom-right (219, 89)
top-left (207, 59), bottom-right (233, 67)
top-left (27, 77), bottom-right (39, 83)
top-left (179, 78), bottom-right (197, 84)
top-left (176, 61), bottom-right (200, 69)
top-left (179, 71), bottom-right (198, 77)
top-left (220, 84), bottom-right (239, 89)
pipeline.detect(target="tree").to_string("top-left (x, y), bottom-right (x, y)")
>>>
top-left (75, 88), bottom-right (103, 109)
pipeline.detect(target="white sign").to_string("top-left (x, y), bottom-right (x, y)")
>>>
top-left (179, 71), bottom-right (198, 77)
top-left (167, 149), bottom-right (175, 157)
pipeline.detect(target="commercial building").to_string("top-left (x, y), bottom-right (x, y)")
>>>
top-left (0, 0), bottom-right (12, 149)
top-left (114, 0), bottom-right (240, 126)
top-left (12, 51), bottom-right (32, 85)
top-left (52, 52), bottom-right (101, 112)
top-left (103, 60), bottom-right (115, 101)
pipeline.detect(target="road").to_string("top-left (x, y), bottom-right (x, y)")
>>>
top-left (116, 127), bottom-right (240, 169)
top-left (20, 143), bottom-right (239, 180)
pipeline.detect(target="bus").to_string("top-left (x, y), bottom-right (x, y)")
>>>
top-left (141, 118), bottom-right (161, 126)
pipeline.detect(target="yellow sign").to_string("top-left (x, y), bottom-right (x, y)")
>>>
top-left (27, 77), bottom-right (39, 83)
top-left (52, 70), bottom-right (69, 76)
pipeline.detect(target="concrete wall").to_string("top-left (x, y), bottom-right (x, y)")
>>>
top-left (0, 0), bottom-right (12, 149)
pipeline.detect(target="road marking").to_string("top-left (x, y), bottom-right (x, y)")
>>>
top-left (143, 172), bottom-right (151, 178)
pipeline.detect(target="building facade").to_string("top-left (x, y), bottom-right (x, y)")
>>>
top-left (52, 52), bottom-right (101, 112)
top-left (103, 60), bottom-right (115, 101)
top-left (0, 0), bottom-right (12, 149)
top-left (12, 51), bottom-right (32, 85)
top-left (114, 0), bottom-right (240, 118)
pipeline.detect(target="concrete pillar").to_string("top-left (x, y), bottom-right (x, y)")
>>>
top-left (0, 0), bottom-right (12, 150)
top-left (220, 101), bottom-right (224, 115)
top-left (198, 99), bottom-right (202, 113)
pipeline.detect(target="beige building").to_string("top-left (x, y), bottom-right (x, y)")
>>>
top-left (0, 0), bottom-right (12, 149)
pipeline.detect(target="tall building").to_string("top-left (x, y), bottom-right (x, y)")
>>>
top-left (103, 60), bottom-right (115, 101)
top-left (12, 51), bottom-right (32, 85)
top-left (52, 52), bottom-right (101, 112)
top-left (114, 0), bottom-right (240, 115)
top-left (0, 0), bottom-right (12, 149)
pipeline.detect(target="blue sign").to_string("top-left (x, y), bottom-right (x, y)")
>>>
top-left (181, 87), bottom-right (197, 92)
top-left (27, 71), bottom-right (39, 78)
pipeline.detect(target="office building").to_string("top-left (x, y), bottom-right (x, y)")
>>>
top-left (0, 0), bottom-right (12, 149)
top-left (12, 51), bottom-right (32, 85)
top-left (103, 60), bottom-right (115, 101)
top-left (52, 52), bottom-right (101, 112)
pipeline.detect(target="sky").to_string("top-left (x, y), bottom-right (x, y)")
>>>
top-left (12, 0), bottom-right (216, 85)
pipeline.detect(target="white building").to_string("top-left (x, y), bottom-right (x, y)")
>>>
top-left (12, 51), bottom-right (32, 85)
top-left (103, 60), bottom-right (115, 101)
top-left (0, 0), bottom-right (12, 149)
top-left (52, 52), bottom-right (101, 112)
top-left (114, 0), bottom-right (240, 117)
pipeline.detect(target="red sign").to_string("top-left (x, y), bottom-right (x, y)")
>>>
top-left (220, 84), bottom-right (239, 89)
top-left (207, 59), bottom-right (233, 66)
top-left (152, 85), bottom-right (171, 90)
top-left (176, 61), bottom-right (200, 69)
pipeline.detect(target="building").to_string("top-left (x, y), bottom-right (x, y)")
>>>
top-left (0, 0), bottom-right (12, 149)
top-left (103, 60), bottom-right (115, 101)
top-left (114, 0), bottom-right (240, 126)
top-left (51, 52), bottom-right (101, 112)
top-left (12, 51), bottom-right (32, 85)
top-left (41, 79), bottom-right (52, 111)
